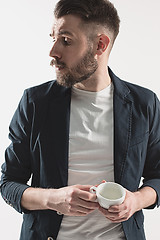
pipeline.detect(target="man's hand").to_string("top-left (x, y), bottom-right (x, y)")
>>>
top-left (21, 184), bottom-right (156, 218)
top-left (99, 189), bottom-right (138, 223)
top-left (47, 185), bottom-right (98, 216)
top-left (98, 186), bottom-right (157, 223)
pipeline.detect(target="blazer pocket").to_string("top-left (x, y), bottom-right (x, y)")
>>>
top-left (130, 131), bottom-right (149, 147)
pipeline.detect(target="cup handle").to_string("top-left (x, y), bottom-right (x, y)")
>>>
top-left (90, 186), bottom-right (97, 194)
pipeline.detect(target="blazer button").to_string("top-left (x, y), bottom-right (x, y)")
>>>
top-left (47, 237), bottom-right (54, 240)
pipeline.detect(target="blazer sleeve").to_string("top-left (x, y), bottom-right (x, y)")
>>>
top-left (142, 93), bottom-right (160, 208)
top-left (0, 90), bottom-right (32, 213)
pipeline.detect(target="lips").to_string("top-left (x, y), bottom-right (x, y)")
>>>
top-left (50, 59), bottom-right (65, 71)
top-left (50, 59), bottom-right (56, 67)
top-left (55, 65), bottom-right (65, 71)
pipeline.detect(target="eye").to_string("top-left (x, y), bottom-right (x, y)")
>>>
top-left (62, 37), bottom-right (71, 46)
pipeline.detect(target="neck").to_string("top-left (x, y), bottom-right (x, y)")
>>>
top-left (74, 67), bottom-right (111, 92)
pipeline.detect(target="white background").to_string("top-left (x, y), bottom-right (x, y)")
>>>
top-left (0, 0), bottom-right (160, 239)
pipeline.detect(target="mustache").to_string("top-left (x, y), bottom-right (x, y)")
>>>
top-left (50, 58), bottom-right (66, 68)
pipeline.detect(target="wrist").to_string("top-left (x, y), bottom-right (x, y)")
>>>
top-left (133, 190), bottom-right (143, 212)
top-left (45, 188), bottom-right (59, 211)
top-left (133, 186), bottom-right (157, 211)
top-left (21, 187), bottom-right (53, 211)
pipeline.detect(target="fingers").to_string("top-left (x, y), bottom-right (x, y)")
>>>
top-left (70, 185), bottom-right (98, 209)
top-left (67, 188), bottom-right (98, 209)
top-left (56, 185), bottom-right (99, 216)
top-left (108, 204), bottom-right (127, 213)
top-left (77, 185), bottom-right (93, 191)
top-left (78, 188), bottom-right (97, 202)
top-left (70, 204), bottom-right (97, 215)
top-left (99, 206), bottom-right (126, 222)
top-left (76, 196), bottom-right (98, 209)
top-left (98, 203), bottom-right (132, 223)
top-left (95, 180), bottom-right (106, 187)
top-left (101, 180), bottom-right (106, 183)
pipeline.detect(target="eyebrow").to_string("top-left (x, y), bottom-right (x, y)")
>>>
top-left (50, 30), bottom-right (74, 38)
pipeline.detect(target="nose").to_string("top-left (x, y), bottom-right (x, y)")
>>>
top-left (49, 41), bottom-right (61, 59)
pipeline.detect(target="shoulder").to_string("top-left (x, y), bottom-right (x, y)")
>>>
top-left (117, 79), bottom-right (160, 121)
top-left (109, 67), bottom-right (159, 116)
top-left (23, 80), bottom-right (70, 103)
top-left (24, 80), bottom-right (56, 101)
top-left (122, 80), bottom-right (156, 104)
top-left (109, 67), bottom-right (157, 106)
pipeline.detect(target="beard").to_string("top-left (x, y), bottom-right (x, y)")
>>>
top-left (50, 48), bottom-right (98, 88)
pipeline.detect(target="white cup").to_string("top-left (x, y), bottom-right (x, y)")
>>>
top-left (90, 182), bottom-right (126, 209)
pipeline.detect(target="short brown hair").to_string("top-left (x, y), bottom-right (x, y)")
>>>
top-left (54, 0), bottom-right (120, 44)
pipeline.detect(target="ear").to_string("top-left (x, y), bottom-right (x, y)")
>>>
top-left (96, 34), bottom-right (110, 55)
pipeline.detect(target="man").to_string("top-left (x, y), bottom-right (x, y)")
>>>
top-left (1, 0), bottom-right (160, 239)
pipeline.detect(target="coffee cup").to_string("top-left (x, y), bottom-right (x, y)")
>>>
top-left (90, 182), bottom-right (126, 209)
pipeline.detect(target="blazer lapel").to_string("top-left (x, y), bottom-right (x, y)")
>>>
top-left (47, 84), bottom-right (71, 187)
top-left (110, 69), bottom-right (133, 184)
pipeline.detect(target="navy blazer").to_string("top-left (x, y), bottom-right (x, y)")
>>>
top-left (1, 68), bottom-right (160, 240)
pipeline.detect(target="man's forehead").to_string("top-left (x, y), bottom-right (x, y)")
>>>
top-left (51, 15), bottom-right (83, 36)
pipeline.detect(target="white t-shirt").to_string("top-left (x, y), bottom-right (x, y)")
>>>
top-left (57, 84), bottom-right (125, 240)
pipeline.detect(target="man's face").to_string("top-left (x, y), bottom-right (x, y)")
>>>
top-left (50, 15), bottom-right (98, 87)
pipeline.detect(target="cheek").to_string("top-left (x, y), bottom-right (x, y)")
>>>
top-left (63, 43), bottom-right (88, 67)
top-left (63, 50), bottom-right (75, 67)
